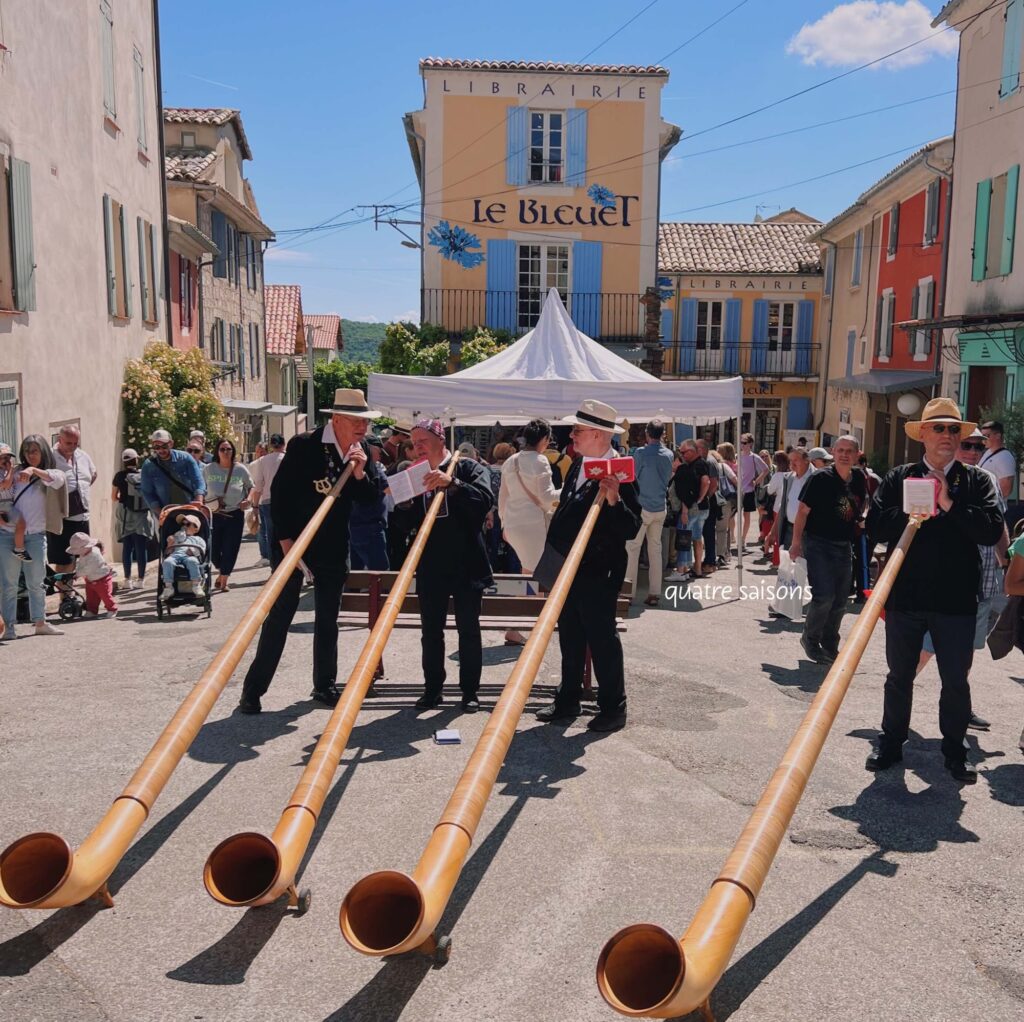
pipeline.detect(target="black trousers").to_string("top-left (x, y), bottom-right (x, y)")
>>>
top-left (418, 574), bottom-right (483, 699)
top-left (242, 542), bottom-right (347, 700)
top-left (211, 508), bottom-right (244, 576)
top-left (881, 609), bottom-right (975, 761)
top-left (555, 573), bottom-right (626, 715)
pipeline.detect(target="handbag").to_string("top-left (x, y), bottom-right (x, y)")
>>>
top-left (532, 541), bottom-right (566, 591)
top-left (674, 528), bottom-right (692, 552)
top-left (66, 455), bottom-right (86, 517)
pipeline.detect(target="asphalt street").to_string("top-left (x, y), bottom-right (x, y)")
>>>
top-left (1, 538), bottom-right (1022, 1022)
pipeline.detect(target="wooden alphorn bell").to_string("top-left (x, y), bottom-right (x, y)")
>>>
top-left (595, 518), bottom-right (923, 1019)
top-left (203, 455), bottom-right (462, 914)
top-left (0, 466), bottom-right (356, 911)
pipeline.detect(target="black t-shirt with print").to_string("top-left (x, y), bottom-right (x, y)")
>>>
top-left (800, 466), bottom-right (867, 542)
top-left (673, 457), bottom-right (710, 509)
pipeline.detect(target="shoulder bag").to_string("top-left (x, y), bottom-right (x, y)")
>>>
top-left (150, 456), bottom-right (193, 506)
top-left (66, 453), bottom-right (87, 518)
top-left (0, 476), bottom-right (39, 524)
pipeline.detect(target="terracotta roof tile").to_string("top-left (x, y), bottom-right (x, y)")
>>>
top-left (420, 57), bottom-right (668, 76)
top-left (303, 314), bottom-right (343, 351)
top-left (658, 221), bottom-right (823, 275)
top-left (164, 150), bottom-right (219, 182)
top-left (265, 285), bottom-right (305, 356)
top-left (163, 107), bottom-right (252, 160)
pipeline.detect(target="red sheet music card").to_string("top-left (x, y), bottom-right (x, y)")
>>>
top-left (903, 476), bottom-right (939, 517)
top-left (581, 457), bottom-right (636, 483)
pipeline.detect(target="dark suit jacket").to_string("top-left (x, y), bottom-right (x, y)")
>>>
top-left (269, 428), bottom-right (382, 568)
top-left (390, 455), bottom-right (495, 587)
top-left (547, 458), bottom-right (642, 589)
top-left (867, 460), bottom-right (1003, 615)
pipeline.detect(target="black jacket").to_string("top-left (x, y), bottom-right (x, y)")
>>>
top-left (269, 428), bottom-right (383, 568)
top-left (547, 458), bottom-right (642, 588)
top-left (867, 461), bottom-right (1003, 615)
top-left (390, 455), bottom-right (494, 587)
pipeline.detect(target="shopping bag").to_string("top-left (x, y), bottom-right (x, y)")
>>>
top-left (771, 550), bottom-right (808, 621)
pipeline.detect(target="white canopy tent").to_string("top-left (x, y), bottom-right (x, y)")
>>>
top-left (368, 289), bottom-right (741, 427)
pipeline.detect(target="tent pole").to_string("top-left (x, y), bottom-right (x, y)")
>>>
top-left (735, 411), bottom-right (743, 588)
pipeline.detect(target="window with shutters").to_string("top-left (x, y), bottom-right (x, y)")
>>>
top-left (923, 179), bottom-right (941, 247)
top-left (179, 254), bottom-right (193, 332)
top-left (133, 47), bottom-right (147, 151)
top-left (228, 223), bottom-right (239, 286)
top-left (100, 0), bottom-right (116, 120)
top-left (236, 323), bottom-right (245, 379)
top-left (886, 202), bottom-right (900, 259)
top-left (1001, 0), bottom-right (1023, 99)
top-left (876, 289), bottom-right (895, 361)
top-left (528, 111), bottom-right (564, 183)
top-left (517, 242), bottom-right (569, 329)
top-left (975, 168), bottom-right (1020, 280)
top-left (137, 217), bottom-right (156, 323)
top-left (911, 277), bottom-right (935, 361)
top-left (210, 318), bottom-right (226, 362)
top-left (103, 195), bottom-right (131, 319)
top-left (253, 323), bottom-right (262, 378)
top-left (987, 172), bottom-right (1009, 275)
top-left (1, 154), bottom-right (36, 313)
top-left (766, 302), bottom-right (796, 352)
top-left (0, 154), bottom-right (15, 311)
top-left (696, 301), bottom-right (724, 350)
top-left (850, 228), bottom-right (863, 287)
top-left (0, 382), bottom-right (19, 451)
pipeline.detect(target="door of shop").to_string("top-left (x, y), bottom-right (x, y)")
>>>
top-left (966, 366), bottom-right (1004, 421)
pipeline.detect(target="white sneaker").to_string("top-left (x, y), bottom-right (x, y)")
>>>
top-left (193, 586), bottom-right (206, 599)
top-left (34, 621), bottom-right (64, 636)
top-left (255, 558), bottom-right (270, 568)
top-left (666, 571), bottom-right (690, 582)
top-left (124, 579), bottom-right (135, 591)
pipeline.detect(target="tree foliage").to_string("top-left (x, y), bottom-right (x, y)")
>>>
top-left (379, 321), bottom-right (449, 376)
top-left (339, 319), bottom-right (388, 364)
top-left (313, 359), bottom-right (373, 413)
top-left (121, 342), bottom-right (232, 451)
top-left (460, 327), bottom-right (511, 369)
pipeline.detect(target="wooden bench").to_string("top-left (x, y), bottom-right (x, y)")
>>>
top-left (341, 571), bottom-right (632, 691)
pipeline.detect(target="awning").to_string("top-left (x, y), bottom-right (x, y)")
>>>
top-left (221, 399), bottom-right (273, 414)
top-left (828, 370), bottom-right (941, 394)
top-left (266, 404), bottom-right (298, 416)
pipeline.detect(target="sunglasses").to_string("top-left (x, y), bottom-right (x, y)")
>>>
top-left (187, 447), bottom-right (203, 454)
top-left (151, 442), bottom-right (170, 450)
top-left (925, 423), bottom-right (961, 435)
top-left (217, 446), bottom-right (233, 451)
top-left (960, 441), bottom-right (985, 451)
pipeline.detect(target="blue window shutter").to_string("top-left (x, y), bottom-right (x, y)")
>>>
top-left (506, 106), bottom-right (528, 186)
top-left (1001, 164), bottom-right (1019, 276)
top-left (485, 239), bottom-right (517, 331)
top-left (723, 298), bottom-right (741, 374)
top-left (679, 298), bottom-right (698, 373)
top-left (211, 210), bottom-right (227, 277)
top-left (973, 179), bottom-right (991, 281)
top-left (238, 324), bottom-right (246, 379)
top-left (10, 158), bottom-right (36, 311)
top-left (751, 299), bottom-right (769, 374)
top-left (119, 204), bottom-right (132, 319)
top-left (845, 328), bottom-right (856, 378)
top-left (1001, 0), bottom-right (1023, 98)
top-left (102, 194), bottom-right (116, 315)
top-left (660, 308), bottom-right (674, 348)
top-left (566, 108), bottom-right (588, 187)
top-left (786, 397), bottom-right (813, 431)
top-left (136, 216), bottom-right (148, 321)
top-left (570, 240), bottom-right (602, 336)
top-left (795, 299), bottom-right (813, 374)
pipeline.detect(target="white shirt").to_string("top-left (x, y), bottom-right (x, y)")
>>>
top-left (251, 451), bottom-right (285, 506)
top-left (75, 547), bottom-right (112, 581)
top-left (53, 447), bottom-right (96, 522)
top-left (0, 469), bottom-right (65, 535)
top-left (923, 457), bottom-right (954, 476)
top-left (784, 469), bottom-right (812, 524)
top-left (979, 446), bottom-right (1016, 481)
top-left (767, 471), bottom-right (786, 513)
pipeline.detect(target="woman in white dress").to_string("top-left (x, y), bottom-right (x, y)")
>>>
top-left (498, 419), bottom-right (561, 644)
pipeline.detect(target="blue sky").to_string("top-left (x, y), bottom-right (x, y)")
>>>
top-left (158, 1), bottom-right (961, 323)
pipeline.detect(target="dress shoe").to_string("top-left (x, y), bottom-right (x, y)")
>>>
top-left (800, 635), bottom-right (828, 664)
top-left (587, 709), bottom-right (627, 733)
top-left (415, 692), bottom-right (444, 710)
top-left (944, 757), bottom-right (978, 783)
top-left (311, 685), bottom-right (341, 707)
top-left (643, 595), bottom-right (660, 607)
top-left (536, 702), bottom-right (580, 723)
top-left (820, 645), bottom-right (839, 664)
top-left (865, 745), bottom-right (903, 771)
top-left (461, 697), bottom-right (480, 713)
top-left (237, 697), bottom-right (262, 715)
top-left (968, 712), bottom-right (991, 731)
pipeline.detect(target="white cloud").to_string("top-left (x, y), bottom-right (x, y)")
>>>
top-left (263, 247), bottom-right (317, 265)
top-left (787, 2), bottom-right (958, 70)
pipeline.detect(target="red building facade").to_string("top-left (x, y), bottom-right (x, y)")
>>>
top-left (167, 216), bottom-right (217, 350)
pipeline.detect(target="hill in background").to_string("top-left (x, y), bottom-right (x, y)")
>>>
top-left (341, 319), bottom-right (388, 363)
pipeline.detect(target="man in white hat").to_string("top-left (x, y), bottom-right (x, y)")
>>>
top-left (865, 398), bottom-right (1003, 783)
top-left (238, 388), bottom-right (385, 714)
top-left (535, 399), bottom-right (642, 733)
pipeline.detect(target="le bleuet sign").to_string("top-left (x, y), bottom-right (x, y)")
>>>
top-left (471, 194), bottom-right (639, 228)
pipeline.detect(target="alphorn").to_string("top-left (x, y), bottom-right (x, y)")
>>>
top-left (0, 466), bottom-right (355, 911)
top-left (595, 518), bottom-right (923, 1019)
top-left (340, 491), bottom-right (607, 962)
top-left (203, 455), bottom-right (462, 913)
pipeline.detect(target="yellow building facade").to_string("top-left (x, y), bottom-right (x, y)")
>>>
top-left (404, 59), bottom-right (680, 343)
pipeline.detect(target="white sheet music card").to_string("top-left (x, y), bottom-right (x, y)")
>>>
top-left (433, 729), bottom-right (461, 745)
top-left (388, 458), bottom-right (431, 504)
top-left (903, 477), bottom-right (939, 517)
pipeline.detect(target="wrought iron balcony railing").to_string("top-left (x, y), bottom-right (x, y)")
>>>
top-left (663, 342), bottom-right (821, 379)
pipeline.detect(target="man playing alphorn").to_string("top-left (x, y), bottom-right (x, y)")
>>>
top-left (535, 399), bottom-right (641, 733)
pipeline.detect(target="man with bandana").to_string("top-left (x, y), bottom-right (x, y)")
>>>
top-left (237, 389), bottom-right (386, 714)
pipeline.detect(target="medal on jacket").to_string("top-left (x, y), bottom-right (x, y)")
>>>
top-left (317, 442), bottom-right (343, 493)
top-left (313, 477), bottom-right (331, 495)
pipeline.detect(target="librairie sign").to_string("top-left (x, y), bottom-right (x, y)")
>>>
top-left (472, 194), bottom-right (639, 228)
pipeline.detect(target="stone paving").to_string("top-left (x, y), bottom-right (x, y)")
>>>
top-left (1, 539), bottom-right (1022, 1021)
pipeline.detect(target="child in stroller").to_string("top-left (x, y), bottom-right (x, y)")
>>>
top-left (163, 512), bottom-right (207, 598)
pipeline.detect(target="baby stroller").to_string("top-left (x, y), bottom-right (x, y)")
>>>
top-left (15, 566), bottom-right (83, 623)
top-left (156, 503), bottom-right (212, 619)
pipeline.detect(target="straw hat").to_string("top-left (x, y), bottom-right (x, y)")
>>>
top-left (905, 397), bottom-right (975, 441)
top-left (561, 398), bottom-right (625, 435)
top-left (319, 388), bottom-right (381, 418)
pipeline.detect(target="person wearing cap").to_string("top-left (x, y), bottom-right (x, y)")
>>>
top-left (389, 418), bottom-right (495, 713)
top-left (188, 430), bottom-right (214, 464)
top-left (978, 420), bottom-right (1017, 500)
top-left (535, 399), bottom-right (642, 734)
top-left (348, 434), bottom-right (390, 570)
top-left (112, 448), bottom-right (156, 590)
top-left (140, 429), bottom-right (206, 512)
top-left (238, 389), bottom-right (385, 714)
top-left (807, 446), bottom-right (833, 470)
top-left (249, 433), bottom-right (286, 567)
top-left (162, 513), bottom-right (207, 598)
top-left (865, 398), bottom-right (1004, 784)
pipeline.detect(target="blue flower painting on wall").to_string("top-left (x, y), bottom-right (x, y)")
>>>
top-left (587, 183), bottom-right (617, 208)
top-left (427, 220), bottom-right (485, 268)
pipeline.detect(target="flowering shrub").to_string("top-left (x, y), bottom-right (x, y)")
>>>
top-left (121, 342), bottom-right (232, 451)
